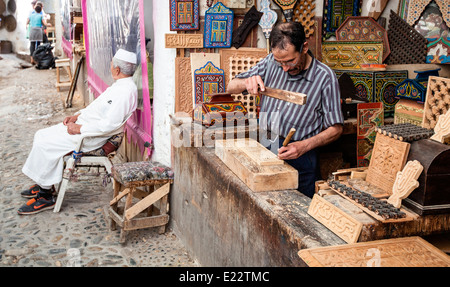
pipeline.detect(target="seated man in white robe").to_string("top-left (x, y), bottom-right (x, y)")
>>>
top-left (18, 49), bottom-right (139, 215)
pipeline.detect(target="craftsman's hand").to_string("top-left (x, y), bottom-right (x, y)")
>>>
top-left (278, 140), bottom-right (311, 161)
top-left (63, 115), bottom-right (79, 125)
top-left (67, 123), bottom-right (81, 135)
top-left (244, 75), bottom-right (265, 95)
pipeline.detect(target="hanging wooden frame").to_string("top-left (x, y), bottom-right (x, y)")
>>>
top-left (194, 61), bottom-right (225, 104)
top-left (204, 2), bottom-right (234, 48)
top-left (170, 0), bottom-right (200, 31)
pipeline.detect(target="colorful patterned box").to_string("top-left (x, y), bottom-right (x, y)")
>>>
top-left (193, 93), bottom-right (248, 127)
top-left (335, 70), bottom-right (408, 116)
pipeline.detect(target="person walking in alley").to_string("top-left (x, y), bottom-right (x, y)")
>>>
top-left (27, 3), bottom-right (50, 65)
top-left (18, 49), bottom-right (139, 215)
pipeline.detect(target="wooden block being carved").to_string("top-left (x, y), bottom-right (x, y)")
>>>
top-left (387, 160), bottom-right (423, 208)
top-left (430, 110), bottom-right (450, 144)
top-left (308, 195), bottom-right (363, 243)
top-left (298, 237), bottom-right (450, 267)
top-left (366, 133), bottom-right (411, 195)
top-left (215, 138), bottom-right (298, 192)
top-left (261, 87), bottom-right (307, 106)
top-left (165, 34), bottom-right (204, 49)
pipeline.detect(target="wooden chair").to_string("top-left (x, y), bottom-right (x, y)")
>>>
top-left (108, 161), bottom-right (174, 244)
top-left (53, 113), bottom-right (132, 212)
top-left (55, 58), bottom-right (72, 92)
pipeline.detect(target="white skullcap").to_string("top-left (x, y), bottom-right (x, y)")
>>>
top-left (114, 49), bottom-right (137, 65)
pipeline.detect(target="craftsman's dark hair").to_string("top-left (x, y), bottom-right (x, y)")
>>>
top-left (269, 22), bottom-right (306, 52)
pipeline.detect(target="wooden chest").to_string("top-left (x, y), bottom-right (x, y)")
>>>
top-left (404, 139), bottom-right (450, 215)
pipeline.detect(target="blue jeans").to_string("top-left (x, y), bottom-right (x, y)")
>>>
top-left (269, 138), bottom-right (319, 198)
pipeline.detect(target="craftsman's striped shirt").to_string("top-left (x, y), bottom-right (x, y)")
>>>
top-left (235, 51), bottom-right (344, 141)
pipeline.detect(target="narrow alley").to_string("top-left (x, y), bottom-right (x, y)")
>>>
top-left (0, 54), bottom-right (198, 267)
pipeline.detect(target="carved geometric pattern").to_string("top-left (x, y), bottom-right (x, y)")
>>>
top-left (298, 237), bottom-right (450, 267)
top-left (308, 195), bottom-right (363, 244)
top-left (366, 133), bottom-right (411, 194)
top-left (388, 160), bottom-right (423, 208)
top-left (292, 0), bottom-right (316, 38)
top-left (423, 76), bottom-right (450, 130)
top-left (336, 16), bottom-right (391, 62)
top-left (406, 0), bottom-right (433, 26)
top-left (386, 10), bottom-right (427, 65)
top-left (322, 41), bottom-right (383, 70)
top-left (170, 0), bottom-right (200, 31)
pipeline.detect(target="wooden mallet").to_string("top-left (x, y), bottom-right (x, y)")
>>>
top-left (283, 128), bottom-right (296, 147)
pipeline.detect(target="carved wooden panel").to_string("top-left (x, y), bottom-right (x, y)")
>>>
top-left (366, 133), bottom-right (411, 194)
top-left (394, 99), bottom-right (425, 127)
top-left (220, 48), bottom-right (268, 85)
top-left (292, 0), bottom-right (316, 38)
top-left (165, 34), bottom-right (204, 48)
top-left (388, 160), bottom-right (423, 208)
top-left (298, 237), bottom-right (450, 267)
top-left (194, 61), bottom-right (225, 104)
top-left (406, 0), bottom-right (433, 27)
top-left (204, 2), bottom-right (234, 48)
top-left (322, 41), bottom-right (383, 70)
top-left (175, 57), bottom-right (193, 115)
top-left (308, 195), bottom-right (363, 243)
top-left (423, 76), bottom-right (450, 130)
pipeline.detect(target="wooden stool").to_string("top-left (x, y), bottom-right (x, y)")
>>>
top-left (55, 58), bottom-right (72, 92)
top-left (108, 161), bottom-right (174, 244)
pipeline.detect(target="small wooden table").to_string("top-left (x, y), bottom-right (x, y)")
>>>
top-left (109, 161), bottom-right (174, 244)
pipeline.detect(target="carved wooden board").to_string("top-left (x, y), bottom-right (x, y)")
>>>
top-left (430, 110), bottom-right (450, 144)
top-left (308, 195), bottom-right (363, 243)
top-left (366, 133), bottom-right (410, 195)
top-left (175, 57), bottom-right (193, 115)
top-left (298, 236), bottom-right (450, 267)
top-left (215, 138), bottom-right (298, 192)
top-left (165, 34), bottom-right (204, 48)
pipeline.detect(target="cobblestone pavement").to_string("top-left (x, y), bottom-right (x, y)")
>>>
top-left (0, 54), bottom-right (198, 267)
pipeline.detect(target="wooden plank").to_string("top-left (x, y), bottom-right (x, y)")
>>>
top-left (124, 214), bottom-right (169, 231)
top-left (261, 87), bottom-right (307, 106)
top-left (298, 237), bottom-right (450, 267)
top-left (240, 145), bottom-right (284, 166)
top-left (308, 195), bottom-right (363, 243)
top-left (215, 138), bottom-right (298, 192)
top-left (109, 188), bottom-right (130, 206)
top-left (108, 207), bottom-right (124, 228)
top-left (165, 34), bottom-right (204, 49)
top-left (125, 183), bottom-right (170, 220)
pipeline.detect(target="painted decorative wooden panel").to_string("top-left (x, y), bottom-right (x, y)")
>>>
top-left (322, 0), bottom-right (362, 40)
top-left (357, 102), bottom-right (384, 167)
top-left (194, 61), bottom-right (225, 104)
top-left (394, 99), bottom-right (425, 127)
top-left (336, 16), bottom-right (390, 62)
top-left (322, 41), bottom-right (383, 70)
top-left (335, 70), bottom-right (408, 116)
top-left (170, 0), bottom-right (200, 31)
top-left (204, 2), bottom-right (234, 48)
top-left (426, 37), bottom-right (450, 64)
top-left (258, 0), bottom-right (278, 51)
